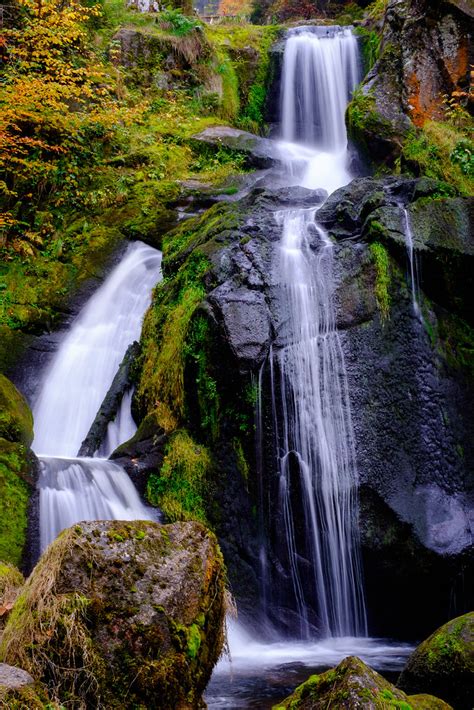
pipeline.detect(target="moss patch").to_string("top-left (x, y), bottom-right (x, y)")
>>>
top-left (147, 430), bottom-right (212, 524)
top-left (0, 376), bottom-right (33, 447)
top-left (0, 439), bottom-right (32, 567)
top-left (369, 241), bottom-right (391, 321)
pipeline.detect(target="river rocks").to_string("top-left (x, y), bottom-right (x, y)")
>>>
top-left (191, 126), bottom-right (284, 167)
top-left (398, 612), bottom-right (474, 710)
top-left (0, 519), bottom-right (226, 709)
top-left (273, 656), bottom-right (453, 709)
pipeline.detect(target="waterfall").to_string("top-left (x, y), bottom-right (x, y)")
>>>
top-left (402, 208), bottom-right (420, 317)
top-left (33, 241), bottom-right (162, 551)
top-left (263, 26), bottom-right (366, 638)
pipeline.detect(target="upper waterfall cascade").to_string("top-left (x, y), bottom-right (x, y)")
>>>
top-left (33, 241), bottom-right (162, 550)
top-left (264, 26), bottom-right (367, 638)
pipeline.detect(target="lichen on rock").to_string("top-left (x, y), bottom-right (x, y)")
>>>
top-left (0, 519), bottom-right (226, 709)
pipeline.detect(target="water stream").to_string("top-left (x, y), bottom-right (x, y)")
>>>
top-left (207, 25), bottom-right (412, 707)
top-left (402, 208), bottom-right (421, 317)
top-left (33, 241), bottom-right (162, 550)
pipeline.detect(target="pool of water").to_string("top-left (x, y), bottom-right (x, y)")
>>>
top-left (205, 622), bottom-right (413, 709)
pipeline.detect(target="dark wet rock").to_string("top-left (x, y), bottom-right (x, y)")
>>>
top-left (79, 341), bottom-right (140, 457)
top-left (398, 613), bottom-right (474, 710)
top-left (191, 126), bottom-right (284, 168)
top-left (273, 656), bottom-right (453, 709)
top-left (209, 283), bottom-right (272, 368)
top-left (0, 520), bottom-right (226, 710)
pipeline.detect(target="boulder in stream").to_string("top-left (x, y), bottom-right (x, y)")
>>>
top-left (398, 612), bottom-right (474, 710)
top-left (273, 655), bottom-right (453, 709)
top-left (0, 519), bottom-right (226, 709)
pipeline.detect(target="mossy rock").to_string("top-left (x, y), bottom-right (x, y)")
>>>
top-left (0, 519), bottom-right (226, 709)
top-left (0, 664), bottom-right (55, 709)
top-left (0, 376), bottom-right (33, 447)
top-left (398, 612), bottom-right (474, 710)
top-left (0, 439), bottom-right (34, 568)
top-left (273, 655), bottom-right (452, 709)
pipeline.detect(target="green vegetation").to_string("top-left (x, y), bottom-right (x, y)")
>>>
top-left (354, 27), bottom-right (381, 73)
top-left (402, 121), bottom-right (474, 197)
top-left (147, 430), bottom-right (212, 523)
top-left (1, 0), bottom-right (277, 370)
top-left (0, 375), bottom-right (33, 446)
top-left (369, 241), bottom-right (391, 321)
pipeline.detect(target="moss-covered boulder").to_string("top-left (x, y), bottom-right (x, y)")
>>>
top-left (273, 656), bottom-right (452, 709)
top-left (0, 663), bottom-right (55, 709)
top-left (0, 519), bottom-right (226, 709)
top-left (398, 612), bottom-right (474, 710)
top-left (0, 375), bottom-right (33, 447)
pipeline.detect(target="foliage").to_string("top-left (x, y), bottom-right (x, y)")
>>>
top-left (354, 27), bottom-right (381, 74)
top-left (147, 430), bottom-right (212, 522)
top-left (369, 241), bottom-right (391, 321)
top-left (402, 121), bottom-right (474, 196)
top-left (0, 439), bottom-right (31, 567)
top-left (159, 8), bottom-right (202, 36)
top-left (219, 0), bottom-right (253, 16)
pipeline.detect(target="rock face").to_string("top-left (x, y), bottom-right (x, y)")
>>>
top-left (0, 376), bottom-right (37, 568)
top-left (273, 656), bottom-right (453, 709)
top-left (348, 0), bottom-right (473, 162)
top-left (0, 520), bottom-right (226, 709)
top-left (134, 175), bottom-right (473, 640)
top-left (398, 612), bottom-right (474, 710)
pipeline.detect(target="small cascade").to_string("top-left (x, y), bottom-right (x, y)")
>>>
top-left (32, 241), bottom-right (162, 552)
top-left (281, 26), bottom-right (359, 150)
top-left (402, 208), bottom-right (421, 317)
top-left (96, 389), bottom-right (137, 458)
top-left (39, 457), bottom-right (150, 550)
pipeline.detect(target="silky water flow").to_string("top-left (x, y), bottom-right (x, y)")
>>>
top-left (32, 242), bottom-right (162, 551)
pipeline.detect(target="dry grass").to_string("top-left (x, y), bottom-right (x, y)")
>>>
top-left (0, 529), bottom-right (103, 708)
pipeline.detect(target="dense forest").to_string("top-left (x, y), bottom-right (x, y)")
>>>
top-left (0, 0), bottom-right (473, 707)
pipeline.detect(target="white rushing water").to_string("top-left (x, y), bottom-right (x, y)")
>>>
top-left (33, 242), bottom-right (162, 457)
top-left (402, 208), bottom-right (420, 317)
top-left (33, 241), bottom-right (162, 550)
top-left (264, 25), bottom-right (366, 638)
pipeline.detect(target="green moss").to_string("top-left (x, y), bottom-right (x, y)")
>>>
top-left (347, 88), bottom-right (394, 138)
top-left (0, 438), bottom-right (32, 567)
top-left (437, 312), bottom-right (474, 381)
top-left (402, 122), bottom-right (474, 197)
top-left (0, 375), bottom-right (33, 446)
top-left (369, 242), bottom-right (391, 321)
top-left (354, 27), bottom-right (381, 73)
top-left (147, 430), bottom-right (212, 523)
top-left (185, 315), bottom-right (220, 441)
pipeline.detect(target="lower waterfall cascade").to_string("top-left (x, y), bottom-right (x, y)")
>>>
top-left (32, 241), bottom-right (162, 551)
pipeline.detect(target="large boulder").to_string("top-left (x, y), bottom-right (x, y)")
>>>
top-left (398, 612), bottom-right (474, 710)
top-left (273, 656), bottom-right (452, 709)
top-left (0, 520), bottom-right (226, 709)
